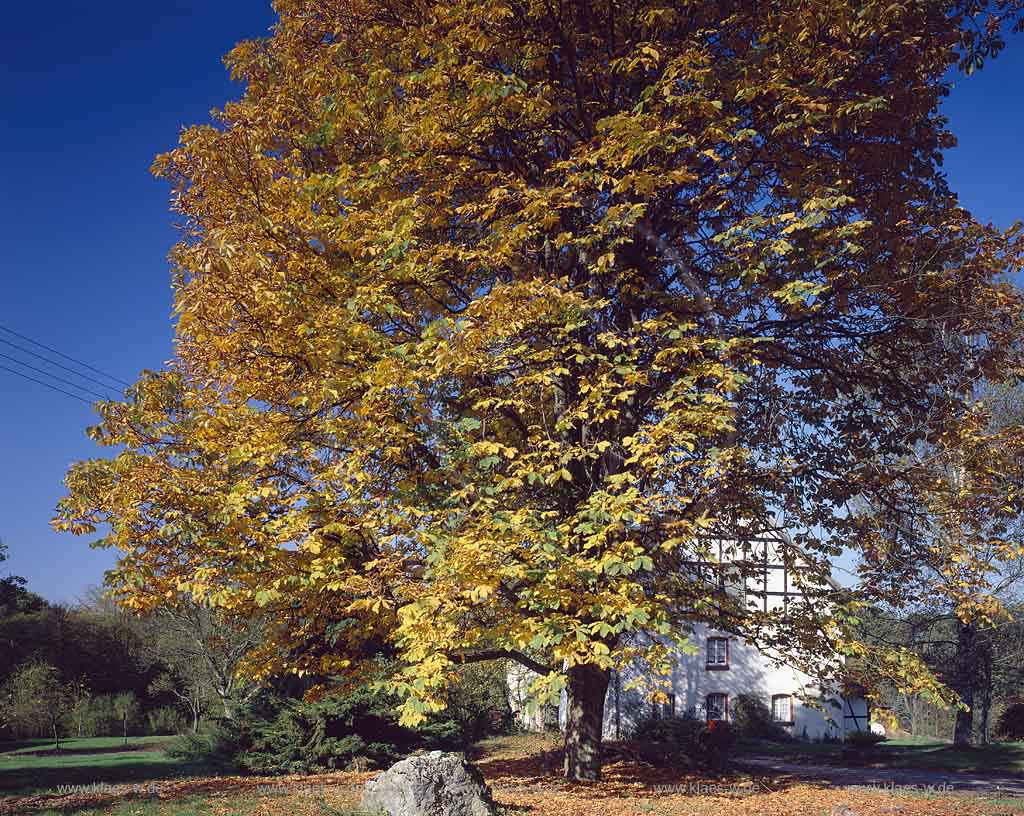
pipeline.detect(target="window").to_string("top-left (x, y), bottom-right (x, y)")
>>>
top-left (706, 637), bottom-right (729, 669)
top-left (771, 694), bottom-right (794, 724)
top-left (651, 693), bottom-right (676, 720)
top-left (706, 693), bottom-right (728, 721)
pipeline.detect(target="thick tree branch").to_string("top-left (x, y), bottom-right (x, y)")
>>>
top-left (453, 649), bottom-right (553, 676)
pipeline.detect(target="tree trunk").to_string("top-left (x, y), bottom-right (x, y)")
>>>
top-left (953, 704), bottom-right (973, 747)
top-left (563, 664), bottom-right (609, 781)
top-left (977, 638), bottom-right (993, 746)
top-left (123, 715), bottom-right (129, 747)
top-left (977, 662), bottom-right (992, 747)
top-left (978, 693), bottom-right (991, 745)
top-left (953, 619), bottom-right (977, 747)
top-left (52, 720), bottom-right (60, 752)
top-left (190, 682), bottom-right (201, 733)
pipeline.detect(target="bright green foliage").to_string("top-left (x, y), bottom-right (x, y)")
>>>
top-left (2, 661), bottom-right (73, 748)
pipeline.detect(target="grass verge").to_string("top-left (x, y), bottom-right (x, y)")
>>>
top-left (739, 735), bottom-right (1024, 774)
top-left (0, 737), bottom-right (209, 796)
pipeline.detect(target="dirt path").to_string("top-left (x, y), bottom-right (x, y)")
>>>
top-left (741, 755), bottom-right (1024, 798)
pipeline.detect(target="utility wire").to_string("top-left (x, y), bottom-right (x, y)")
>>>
top-left (0, 322), bottom-right (131, 387)
top-left (0, 337), bottom-right (121, 395)
top-left (0, 363), bottom-right (94, 405)
top-left (0, 352), bottom-right (112, 401)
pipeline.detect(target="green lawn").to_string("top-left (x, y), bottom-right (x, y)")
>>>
top-left (31, 794), bottom-right (360, 816)
top-left (0, 736), bottom-right (210, 796)
top-left (881, 736), bottom-right (1024, 773)
top-left (0, 736), bottom-right (172, 756)
top-left (739, 735), bottom-right (1024, 774)
top-left (737, 737), bottom-right (843, 759)
top-left (0, 734), bottom-right (363, 815)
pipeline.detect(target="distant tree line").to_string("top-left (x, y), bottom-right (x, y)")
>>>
top-left (859, 597), bottom-right (1024, 745)
top-left (0, 541), bottom-right (513, 766)
top-left (849, 386), bottom-right (1024, 747)
top-left (0, 541), bottom-right (261, 745)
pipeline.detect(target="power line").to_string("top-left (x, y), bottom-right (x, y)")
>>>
top-left (0, 323), bottom-right (131, 387)
top-left (0, 353), bottom-right (112, 401)
top-left (0, 363), bottom-right (94, 405)
top-left (0, 337), bottom-right (122, 396)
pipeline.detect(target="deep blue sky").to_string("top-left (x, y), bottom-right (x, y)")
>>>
top-left (1, 5), bottom-right (1022, 603)
top-left (0, 1), bottom-right (276, 602)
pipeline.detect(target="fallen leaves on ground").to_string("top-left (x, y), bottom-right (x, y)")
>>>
top-left (1, 734), bottom-right (1020, 815)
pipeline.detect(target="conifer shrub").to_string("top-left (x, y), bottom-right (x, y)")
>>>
top-left (171, 676), bottom-right (508, 775)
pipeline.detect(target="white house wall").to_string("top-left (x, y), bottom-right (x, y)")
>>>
top-left (596, 623), bottom-right (849, 741)
top-left (512, 623), bottom-right (866, 742)
top-left (509, 535), bottom-right (869, 741)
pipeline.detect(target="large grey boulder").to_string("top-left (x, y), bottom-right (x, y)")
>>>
top-left (360, 751), bottom-right (497, 816)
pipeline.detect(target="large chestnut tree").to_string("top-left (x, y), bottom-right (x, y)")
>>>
top-left (56, 0), bottom-right (1024, 779)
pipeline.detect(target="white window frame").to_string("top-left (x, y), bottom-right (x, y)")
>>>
top-left (771, 693), bottom-right (794, 724)
top-left (707, 637), bottom-right (729, 668)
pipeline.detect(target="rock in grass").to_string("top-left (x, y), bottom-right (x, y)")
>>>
top-left (359, 751), bottom-right (497, 816)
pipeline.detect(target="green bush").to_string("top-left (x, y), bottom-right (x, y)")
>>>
top-left (634, 714), bottom-right (705, 746)
top-left (161, 666), bottom-right (510, 776)
top-left (235, 696), bottom-right (393, 774)
top-left (166, 722), bottom-right (254, 771)
top-left (995, 702), bottom-right (1024, 741)
top-left (731, 694), bottom-right (792, 742)
top-left (845, 730), bottom-right (886, 748)
top-left (79, 695), bottom-right (119, 737)
top-left (633, 714), bottom-right (736, 772)
top-left (146, 705), bottom-right (187, 736)
top-left (444, 662), bottom-right (513, 744)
